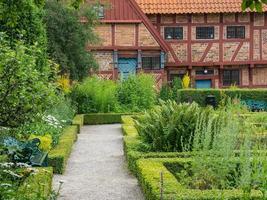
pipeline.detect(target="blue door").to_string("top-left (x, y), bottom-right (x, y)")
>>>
top-left (196, 79), bottom-right (212, 89)
top-left (118, 58), bottom-right (137, 80)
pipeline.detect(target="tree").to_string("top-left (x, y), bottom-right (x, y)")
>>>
top-left (0, 0), bottom-right (48, 72)
top-left (242, 0), bottom-right (267, 12)
top-left (0, 37), bottom-right (55, 128)
top-left (45, 0), bottom-right (98, 80)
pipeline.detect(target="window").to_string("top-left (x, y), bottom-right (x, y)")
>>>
top-left (142, 56), bottom-right (161, 70)
top-left (223, 69), bottom-right (240, 86)
top-left (196, 27), bottom-right (214, 39)
top-left (164, 27), bottom-right (183, 40)
top-left (93, 5), bottom-right (104, 19)
top-left (227, 26), bottom-right (245, 39)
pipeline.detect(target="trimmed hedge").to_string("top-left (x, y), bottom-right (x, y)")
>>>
top-left (18, 167), bottom-right (53, 199)
top-left (84, 113), bottom-right (130, 125)
top-left (136, 158), bottom-right (262, 200)
top-left (177, 89), bottom-right (267, 106)
top-left (122, 116), bottom-right (190, 175)
top-left (48, 125), bottom-right (78, 174)
top-left (72, 114), bottom-right (84, 133)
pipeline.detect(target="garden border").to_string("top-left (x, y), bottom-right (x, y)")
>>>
top-left (136, 158), bottom-right (262, 200)
top-left (17, 167), bottom-right (53, 199)
top-left (48, 125), bottom-right (79, 174)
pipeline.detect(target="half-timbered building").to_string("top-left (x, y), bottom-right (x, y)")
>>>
top-left (88, 0), bottom-right (267, 88)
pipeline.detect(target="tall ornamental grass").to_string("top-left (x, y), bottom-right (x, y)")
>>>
top-left (117, 73), bottom-right (156, 112)
top-left (72, 73), bottom-right (157, 113)
top-left (71, 76), bottom-right (119, 113)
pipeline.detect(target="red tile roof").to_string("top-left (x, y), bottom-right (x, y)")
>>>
top-left (135, 0), bottom-right (267, 14)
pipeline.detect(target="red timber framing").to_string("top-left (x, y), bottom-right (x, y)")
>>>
top-left (86, 0), bottom-right (267, 88)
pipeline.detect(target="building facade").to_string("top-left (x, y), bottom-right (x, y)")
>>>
top-left (88, 0), bottom-right (267, 88)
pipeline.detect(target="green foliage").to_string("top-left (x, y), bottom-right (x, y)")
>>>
top-left (242, 0), bottom-right (267, 12)
top-left (71, 76), bottom-right (119, 113)
top-left (13, 96), bottom-right (76, 145)
top-left (159, 77), bottom-right (183, 101)
top-left (0, 165), bottom-right (53, 200)
top-left (118, 73), bottom-right (157, 112)
top-left (0, 0), bottom-right (48, 72)
top-left (44, 0), bottom-right (98, 80)
top-left (72, 74), bottom-right (157, 114)
top-left (84, 113), bottom-right (126, 125)
top-left (48, 126), bottom-right (78, 174)
top-left (0, 39), bottom-right (55, 128)
top-left (135, 101), bottom-right (201, 152)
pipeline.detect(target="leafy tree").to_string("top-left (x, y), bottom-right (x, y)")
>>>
top-left (0, 0), bottom-right (48, 72)
top-left (0, 37), bottom-right (55, 128)
top-left (45, 0), bottom-right (98, 80)
top-left (242, 0), bottom-right (267, 11)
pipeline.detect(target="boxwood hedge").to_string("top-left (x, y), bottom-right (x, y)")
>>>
top-left (84, 113), bottom-right (130, 125)
top-left (72, 114), bottom-right (84, 133)
top-left (177, 89), bottom-right (267, 107)
top-left (136, 158), bottom-right (262, 200)
top-left (48, 125), bottom-right (78, 174)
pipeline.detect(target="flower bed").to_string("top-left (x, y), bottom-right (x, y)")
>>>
top-left (122, 116), bottom-right (190, 175)
top-left (136, 158), bottom-right (262, 200)
top-left (0, 163), bottom-right (53, 200)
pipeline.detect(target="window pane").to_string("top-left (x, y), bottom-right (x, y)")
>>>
top-left (236, 26), bottom-right (245, 38)
top-left (164, 27), bottom-right (174, 39)
top-left (142, 56), bottom-right (161, 70)
top-left (227, 26), bottom-right (236, 39)
top-left (142, 57), bottom-right (152, 69)
top-left (227, 26), bottom-right (245, 39)
top-left (196, 27), bottom-right (214, 39)
top-left (223, 70), bottom-right (240, 86)
top-left (173, 27), bottom-right (183, 39)
top-left (164, 27), bottom-right (183, 40)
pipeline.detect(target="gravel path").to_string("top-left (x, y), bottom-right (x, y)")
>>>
top-left (53, 124), bottom-right (144, 200)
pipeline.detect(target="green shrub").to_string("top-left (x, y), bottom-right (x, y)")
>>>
top-left (71, 76), bottom-right (119, 113)
top-left (14, 95), bottom-right (76, 145)
top-left (117, 73), bottom-right (157, 112)
top-left (84, 113), bottom-right (126, 125)
top-left (177, 89), bottom-right (267, 107)
top-left (0, 38), bottom-right (55, 128)
top-left (48, 125), bottom-right (78, 174)
top-left (135, 101), bottom-right (202, 152)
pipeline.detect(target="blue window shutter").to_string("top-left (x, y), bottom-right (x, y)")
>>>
top-left (160, 51), bottom-right (165, 69)
top-left (113, 50), bottom-right (118, 69)
top-left (138, 50), bottom-right (142, 69)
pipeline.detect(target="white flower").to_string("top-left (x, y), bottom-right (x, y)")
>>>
top-left (3, 170), bottom-right (23, 178)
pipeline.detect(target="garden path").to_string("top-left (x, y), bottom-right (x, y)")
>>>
top-left (53, 124), bottom-right (144, 200)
